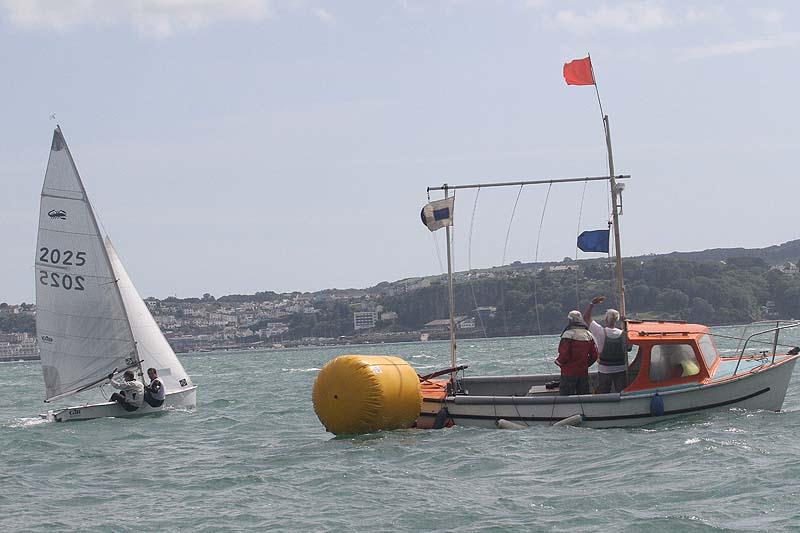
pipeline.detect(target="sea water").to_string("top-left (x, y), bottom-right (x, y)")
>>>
top-left (1, 327), bottom-right (800, 532)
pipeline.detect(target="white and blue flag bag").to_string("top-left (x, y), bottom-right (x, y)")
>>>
top-left (420, 197), bottom-right (454, 232)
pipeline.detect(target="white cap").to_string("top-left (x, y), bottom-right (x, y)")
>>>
top-left (568, 310), bottom-right (584, 324)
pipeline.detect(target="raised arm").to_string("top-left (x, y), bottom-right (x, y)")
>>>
top-left (583, 295), bottom-right (605, 325)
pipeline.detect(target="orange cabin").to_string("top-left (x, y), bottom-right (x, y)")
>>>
top-left (624, 321), bottom-right (721, 392)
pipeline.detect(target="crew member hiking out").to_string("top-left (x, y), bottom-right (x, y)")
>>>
top-left (555, 310), bottom-right (599, 396)
top-left (109, 370), bottom-right (144, 412)
top-left (144, 367), bottom-right (166, 408)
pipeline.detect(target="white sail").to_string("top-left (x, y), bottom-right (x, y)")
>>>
top-left (36, 128), bottom-right (137, 401)
top-left (105, 238), bottom-right (193, 394)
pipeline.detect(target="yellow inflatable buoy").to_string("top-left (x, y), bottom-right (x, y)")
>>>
top-left (312, 355), bottom-right (422, 435)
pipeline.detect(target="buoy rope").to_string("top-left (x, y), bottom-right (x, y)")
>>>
top-left (549, 393), bottom-right (558, 425)
top-left (511, 395), bottom-right (530, 427)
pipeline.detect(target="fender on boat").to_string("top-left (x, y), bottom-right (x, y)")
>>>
top-left (312, 355), bottom-right (422, 435)
top-left (553, 414), bottom-right (583, 427)
top-left (496, 418), bottom-right (528, 430)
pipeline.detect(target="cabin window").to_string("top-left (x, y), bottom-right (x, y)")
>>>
top-left (649, 344), bottom-right (700, 383)
top-left (697, 334), bottom-right (719, 369)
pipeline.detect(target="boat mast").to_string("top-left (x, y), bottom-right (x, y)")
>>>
top-left (58, 126), bottom-right (144, 383)
top-left (603, 116), bottom-right (626, 319)
top-left (443, 185), bottom-right (458, 385)
top-left (602, 116), bottom-right (630, 383)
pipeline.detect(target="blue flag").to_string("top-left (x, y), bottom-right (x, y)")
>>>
top-left (577, 229), bottom-right (609, 253)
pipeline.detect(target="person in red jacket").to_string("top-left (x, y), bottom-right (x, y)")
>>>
top-left (555, 310), bottom-right (599, 396)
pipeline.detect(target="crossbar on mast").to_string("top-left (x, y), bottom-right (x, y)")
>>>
top-left (427, 174), bottom-right (629, 192)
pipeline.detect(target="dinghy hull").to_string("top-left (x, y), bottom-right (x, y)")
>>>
top-left (43, 386), bottom-right (197, 422)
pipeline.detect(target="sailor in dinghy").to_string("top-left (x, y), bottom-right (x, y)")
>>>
top-left (109, 370), bottom-right (144, 412)
top-left (144, 368), bottom-right (166, 408)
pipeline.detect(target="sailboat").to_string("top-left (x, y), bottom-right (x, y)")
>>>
top-left (36, 127), bottom-right (197, 422)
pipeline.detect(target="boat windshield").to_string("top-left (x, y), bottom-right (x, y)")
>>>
top-left (697, 334), bottom-right (719, 369)
top-left (649, 344), bottom-right (700, 382)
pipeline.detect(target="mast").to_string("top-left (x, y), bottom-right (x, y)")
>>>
top-left (443, 186), bottom-right (457, 385)
top-left (603, 116), bottom-right (626, 319)
top-left (603, 116), bottom-right (630, 382)
top-left (59, 126), bottom-right (144, 382)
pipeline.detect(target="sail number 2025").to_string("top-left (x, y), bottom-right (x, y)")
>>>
top-left (38, 247), bottom-right (86, 266)
top-left (38, 247), bottom-right (87, 291)
top-left (39, 271), bottom-right (85, 291)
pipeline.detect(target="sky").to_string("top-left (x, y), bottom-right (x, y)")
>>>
top-left (2, 0), bottom-right (799, 303)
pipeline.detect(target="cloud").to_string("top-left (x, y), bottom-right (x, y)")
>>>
top-left (750, 7), bottom-right (784, 27)
top-left (679, 32), bottom-right (800, 60)
top-left (548, 2), bottom-right (674, 34)
top-left (312, 7), bottom-right (334, 25)
top-left (0, 0), bottom-right (271, 37)
top-left (544, 2), bottom-right (727, 34)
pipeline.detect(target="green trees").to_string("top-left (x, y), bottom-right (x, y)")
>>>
top-left (373, 256), bottom-right (798, 335)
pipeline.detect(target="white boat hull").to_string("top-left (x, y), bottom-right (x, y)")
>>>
top-left (420, 356), bottom-right (797, 429)
top-left (42, 386), bottom-right (197, 422)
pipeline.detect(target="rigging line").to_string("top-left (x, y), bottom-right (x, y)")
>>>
top-left (707, 331), bottom-right (799, 351)
top-left (734, 324), bottom-right (748, 355)
top-left (467, 188), bottom-right (488, 338)
top-left (451, 190), bottom-right (456, 278)
top-left (426, 188), bottom-right (446, 273)
top-left (588, 51), bottom-right (613, 200)
top-left (500, 184), bottom-right (525, 335)
top-left (607, 219), bottom-right (616, 310)
top-left (531, 183), bottom-right (553, 373)
top-left (588, 53), bottom-right (606, 138)
top-left (431, 232), bottom-right (445, 274)
top-left (574, 179), bottom-right (589, 308)
top-left (501, 185), bottom-right (524, 266)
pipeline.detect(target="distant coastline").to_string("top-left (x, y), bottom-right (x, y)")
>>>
top-left (3, 239), bottom-right (799, 355)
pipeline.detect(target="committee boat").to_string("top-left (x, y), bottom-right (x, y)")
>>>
top-left (414, 113), bottom-right (799, 430)
top-left (312, 57), bottom-right (800, 435)
top-left (417, 320), bottom-right (799, 429)
top-left (36, 127), bottom-right (196, 422)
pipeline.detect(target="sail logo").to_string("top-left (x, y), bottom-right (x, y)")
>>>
top-left (40, 335), bottom-right (53, 343)
top-left (48, 209), bottom-right (67, 220)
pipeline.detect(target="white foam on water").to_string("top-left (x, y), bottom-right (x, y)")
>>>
top-left (684, 437), bottom-right (701, 444)
top-left (7, 417), bottom-right (50, 428)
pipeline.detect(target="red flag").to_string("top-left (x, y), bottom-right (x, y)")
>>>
top-left (563, 56), bottom-right (594, 86)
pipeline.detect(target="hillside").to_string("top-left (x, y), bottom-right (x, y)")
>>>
top-left (2, 239), bottom-right (799, 351)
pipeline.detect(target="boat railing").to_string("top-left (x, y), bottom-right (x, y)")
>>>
top-left (733, 321), bottom-right (800, 376)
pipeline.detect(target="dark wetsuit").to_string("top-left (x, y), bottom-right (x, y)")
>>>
top-left (144, 378), bottom-right (165, 408)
